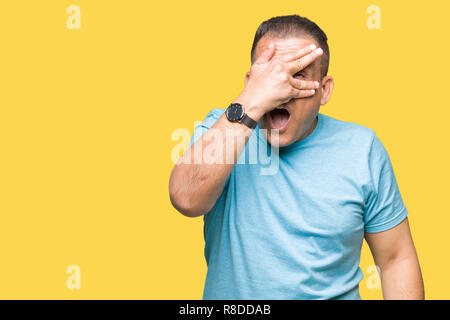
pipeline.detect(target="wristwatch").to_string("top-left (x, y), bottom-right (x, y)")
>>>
top-left (225, 103), bottom-right (257, 129)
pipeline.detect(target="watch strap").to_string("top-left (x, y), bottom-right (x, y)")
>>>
top-left (240, 113), bottom-right (257, 129)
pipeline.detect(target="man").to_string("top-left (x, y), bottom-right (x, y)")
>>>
top-left (169, 14), bottom-right (424, 299)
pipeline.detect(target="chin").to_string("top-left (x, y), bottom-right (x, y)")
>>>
top-left (266, 130), bottom-right (296, 147)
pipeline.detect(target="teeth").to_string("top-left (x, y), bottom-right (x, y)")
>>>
top-left (275, 105), bottom-right (286, 109)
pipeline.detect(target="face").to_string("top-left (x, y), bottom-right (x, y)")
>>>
top-left (246, 35), bottom-right (334, 147)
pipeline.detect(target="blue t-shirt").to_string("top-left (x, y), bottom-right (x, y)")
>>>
top-left (188, 109), bottom-right (408, 300)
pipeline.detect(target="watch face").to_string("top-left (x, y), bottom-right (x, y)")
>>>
top-left (226, 104), bottom-right (244, 121)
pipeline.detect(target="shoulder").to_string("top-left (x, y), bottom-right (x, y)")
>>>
top-left (320, 113), bottom-right (376, 149)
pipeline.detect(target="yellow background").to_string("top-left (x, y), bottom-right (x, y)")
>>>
top-left (0, 0), bottom-right (448, 299)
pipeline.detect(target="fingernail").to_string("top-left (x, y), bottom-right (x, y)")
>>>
top-left (311, 89), bottom-right (316, 94)
top-left (314, 81), bottom-right (320, 87)
top-left (310, 44), bottom-right (316, 50)
top-left (268, 42), bottom-right (274, 49)
top-left (316, 48), bottom-right (323, 55)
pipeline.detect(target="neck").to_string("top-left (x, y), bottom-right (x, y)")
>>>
top-left (295, 115), bottom-right (318, 143)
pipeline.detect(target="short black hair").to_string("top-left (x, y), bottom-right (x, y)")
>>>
top-left (250, 14), bottom-right (330, 78)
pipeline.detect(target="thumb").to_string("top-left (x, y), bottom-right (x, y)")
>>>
top-left (255, 42), bottom-right (276, 64)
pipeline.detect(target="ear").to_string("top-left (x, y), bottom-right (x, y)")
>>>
top-left (244, 71), bottom-right (250, 87)
top-left (320, 75), bottom-right (334, 105)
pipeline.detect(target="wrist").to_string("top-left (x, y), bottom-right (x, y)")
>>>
top-left (232, 94), bottom-right (265, 121)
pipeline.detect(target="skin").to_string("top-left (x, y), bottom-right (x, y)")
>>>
top-left (365, 218), bottom-right (424, 299)
top-left (243, 35), bottom-right (334, 146)
top-left (169, 34), bottom-right (424, 299)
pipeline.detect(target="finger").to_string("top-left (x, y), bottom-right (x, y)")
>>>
top-left (286, 47), bottom-right (323, 74)
top-left (254, 42), bottom-right (276, 64)
top-left (289, 77), bottom-right (320, 90)
top-left (291, 88), bottom-right (317, 99)
top-left (281, 43), bottom-right (317, 62)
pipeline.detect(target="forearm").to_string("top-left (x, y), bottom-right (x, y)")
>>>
top-left (169, 112), bottom-right (256, 217)
top-left (379, 255), bottom-right (424, 300)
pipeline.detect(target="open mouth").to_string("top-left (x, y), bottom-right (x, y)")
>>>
top-left (268, 107), bottom-right (290, 131)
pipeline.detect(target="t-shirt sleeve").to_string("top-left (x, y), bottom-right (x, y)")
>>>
top-left (363, 132), bottom-right (408, 233)
top-left (188, 108), bottom-right (225, 148)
